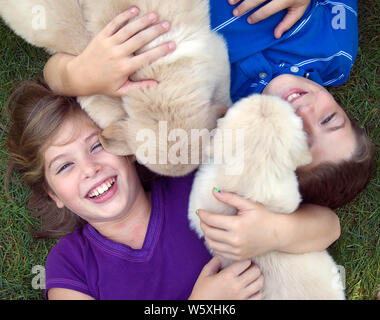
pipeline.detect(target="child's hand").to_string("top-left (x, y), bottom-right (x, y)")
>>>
top-left (197, 189), bottom-right (281, 260)
top-left (68, 7), bottom-right (176, 96)
top-left (228, 0), bottom-right (311, 39)
top-left (189, 257), bottom-right (264, 300)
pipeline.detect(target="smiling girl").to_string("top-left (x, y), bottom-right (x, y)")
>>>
top-left (6, 80), bottom-right (265, 300)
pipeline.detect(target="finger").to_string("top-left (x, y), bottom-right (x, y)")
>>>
top-left (228, 0), bottom-right (242, 5)
top-left (128, 41), bottom-right (176, 73)
top-left (201, 221), bottom-right (229, 243)
top-left (199, 256), bottom-right (222, 277)
top-left (117, 80), bottom-right (158, 95)
top-left (198, 209), bottom-right (236, 231)
top-left (102, 7), bottom-right (140, 37)
top-left (248, 290), bottom-right (264, 300)
top-left (246, 274), bottom-right (265, 298)
top-left (239, 263), bottom-right (262, 287)
top-left (212, 189), bottom-right (257, 212)
top-left (205, 236), bottom-right (237, 255)
top-left (213, 251), bottom-right (242, 261)
top-left (122, 21), bottom-right (171, 55)
top-left (274, 7), bottom-right (307, 39)
top-left (112, 12), bottom-right (159, 44)
top-left (233, 0), bottom-right (266, 17)
top-left (221, 259), bottom-right (252, 277)
top-left (247, 1), bottom-right (287, 24)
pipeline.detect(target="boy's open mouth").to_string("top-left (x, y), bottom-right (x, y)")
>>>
top-left (282, 89), bottom-right (308, 104)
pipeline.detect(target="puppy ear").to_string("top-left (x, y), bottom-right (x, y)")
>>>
top-left (99, 120), bottom-right (133, 156)
top-left (215, 104), bottom-right (228, 118)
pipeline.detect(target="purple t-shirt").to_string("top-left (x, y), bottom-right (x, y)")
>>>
top-left (45, 173), bottom-right (212, 300)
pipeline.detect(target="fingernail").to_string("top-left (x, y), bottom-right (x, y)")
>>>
top-left (214, 187), bottom-right (222, 194)
top-left (148, 13), bottom-right (157, 21)
top-left (196, 209), bottom-right (199, 215)
top-left (233, 9), bottom-right (239, 16)
top-left (168, 41), bottom-right (176, 50)
top-left (130, 7), bottom-right (138, 14)
top-left (247, 17), bottom-right (256, 24)
top-left (161, 21), bottom-right (170, 29)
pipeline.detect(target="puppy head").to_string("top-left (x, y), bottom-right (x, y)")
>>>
top-left (99, 119), bottom-right (133, 156)
top-left (99, 118), bottom-right (200, 177)
top-left (212, 94), bottom-right (312, 173)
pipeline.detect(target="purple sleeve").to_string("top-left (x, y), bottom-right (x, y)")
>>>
top-left (45, 230), bottom-right (92, 299)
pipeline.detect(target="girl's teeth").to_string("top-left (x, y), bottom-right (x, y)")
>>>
top-left (89, 178), bottom-right (115, 198)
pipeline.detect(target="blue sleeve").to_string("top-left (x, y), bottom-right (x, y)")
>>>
top-left (209, 0), bottom-right (358, 101)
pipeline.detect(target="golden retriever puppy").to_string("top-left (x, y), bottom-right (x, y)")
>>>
top-left (188, 94), bottom-right (345, 299)
top-left (0, 0), bottom-right (231, 176)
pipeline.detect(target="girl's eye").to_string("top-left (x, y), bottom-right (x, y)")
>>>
top-left (91, 142), bottom-right (103, 152)
top-left (57, 163), bottom-right (72, 174)
top-left (321, 112), bottom-right (336, 125)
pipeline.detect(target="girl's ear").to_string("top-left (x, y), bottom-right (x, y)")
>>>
top-left (44, 183), bottom-right (65, 209)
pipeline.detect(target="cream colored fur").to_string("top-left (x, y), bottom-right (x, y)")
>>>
top-left (0, 0), bottom-right (231, 176)
top-left (188, 94), bottom-right (346, 299)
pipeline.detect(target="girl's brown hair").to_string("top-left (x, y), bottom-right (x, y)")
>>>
top-left (5, 80), bottom-right (88, 238)
top-left (5, 80), bottom-right (159, 239)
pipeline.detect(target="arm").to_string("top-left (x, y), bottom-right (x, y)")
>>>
top-left (228, 0), bottom-right (311, 38)
top-left (276, 203), bottom-right (341, 254)
top-left (48, 288), bottom-right (95, 300)
top-left (188, 257), bottom-right (264, 300)
top-left (44, 7), bottom-right (175, 97)
top-left (197, 189), bottom-right (340, 261)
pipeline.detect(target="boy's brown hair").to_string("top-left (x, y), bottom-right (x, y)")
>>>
top-left (297, 114), bottom-right (375, 209)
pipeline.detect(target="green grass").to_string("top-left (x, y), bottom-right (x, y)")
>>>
top-left (0, 4), bottom-right (379, 300)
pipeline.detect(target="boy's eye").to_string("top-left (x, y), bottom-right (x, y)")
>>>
top-left (321, 113), bottom-right (336, 125)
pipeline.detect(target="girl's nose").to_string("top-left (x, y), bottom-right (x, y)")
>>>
top-left (81, 158), bottom-right (102, 179)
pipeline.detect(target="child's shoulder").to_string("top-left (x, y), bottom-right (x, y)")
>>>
top-left (46, 225), bottom-right (90, 267)
top-left (45, 225), bottom-right (93, 299)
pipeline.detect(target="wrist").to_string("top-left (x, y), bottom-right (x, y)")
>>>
top-left (272, 212), bottom-right (294, 252)
top-left (66, 54), bottom-right (92, 96)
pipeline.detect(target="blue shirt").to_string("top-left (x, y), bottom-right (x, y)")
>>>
top-left (210, 0), bottom-right (358, 102)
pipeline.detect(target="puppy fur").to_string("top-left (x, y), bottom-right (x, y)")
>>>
top-left (0, 0), bottom-right (231, 176)
top-left (188, 94), bottom-right (346, 299)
